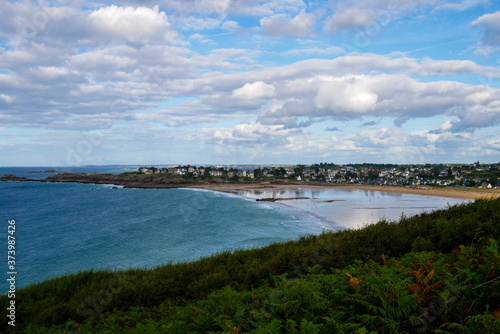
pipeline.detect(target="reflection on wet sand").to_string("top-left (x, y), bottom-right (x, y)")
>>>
top-left (237, 187), bottom-right (470, 229)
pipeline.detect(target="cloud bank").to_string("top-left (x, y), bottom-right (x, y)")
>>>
top-left (0, 0), bottom-right (499, 165)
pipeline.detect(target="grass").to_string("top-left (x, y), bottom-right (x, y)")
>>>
top-left (1, 198), bottom-right (499, 333)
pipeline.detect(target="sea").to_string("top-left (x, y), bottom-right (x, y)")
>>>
top-left (0, 166), bottom-right (470, 292)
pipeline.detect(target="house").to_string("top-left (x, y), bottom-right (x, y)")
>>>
top-left (138, 166), bottom-right (149, 173)
top-left (174, 168), bottom-right (186, 175)
top-left (138, 166), bottom-right (154, 174)
top-left (209, 170), bottom-right (223, 177)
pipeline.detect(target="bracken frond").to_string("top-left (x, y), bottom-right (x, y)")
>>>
top-left (418, 279), bottom-right (445, 300)
top-left (345, 272), bottom-right (363, 289)
top-left (423, 268), bottom-right (436, 286)
top-left (380, 253), bottom-right (388, 266)
top-left (409, 267), bottom-right (425, 283)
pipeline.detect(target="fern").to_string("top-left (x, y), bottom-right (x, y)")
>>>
top-left (418, 279), bottom-right (445, 301)
top-left (299, 318), bottom-right (322, 334)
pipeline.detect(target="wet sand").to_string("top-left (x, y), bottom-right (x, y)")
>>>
top-left (187, 182), bottom-right (500, 200)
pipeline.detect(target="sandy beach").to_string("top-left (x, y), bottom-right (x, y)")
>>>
top-left (187, 182), bottom-right (500, 200)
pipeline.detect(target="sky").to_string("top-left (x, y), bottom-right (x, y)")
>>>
top-left (1, 0), bottom-right (500, 166)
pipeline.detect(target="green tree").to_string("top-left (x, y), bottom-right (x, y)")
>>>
top-left (432, 166), bottom-right (441, 178)
top-left (294, 165), bottom-right (304, 175)
top-left (254, 168), bottom-right (262, 178)
top-left (488, 176), bottom-right (497, 187)
top-left (274, 167), bottom-right (286, 178)
top-left (367, 169), bottom-right (379, 180)
top-left (345, 171), bottom-right (357, 178)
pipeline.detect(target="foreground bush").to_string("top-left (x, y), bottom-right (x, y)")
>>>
top-left (2, 198), bottom-right (499, 332)
top-left (39, 239), bottom-right (500, 333)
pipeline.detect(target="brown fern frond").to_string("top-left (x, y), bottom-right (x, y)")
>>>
top-left (345, 272), bottom-right (362, 289)
top-left (380, 253), bottom-right (388, 266)
top-left (428, 279), bottom-right (444, 291)
top-left (418, 279), bottom-right (445, 300)
top-left (409, 267), bottom-right (424, 283)
top-left (423, 268), bottom-right (436, 286)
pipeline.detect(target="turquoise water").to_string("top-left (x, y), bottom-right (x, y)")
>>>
top-left (0, 179), bottom-right (332, 291)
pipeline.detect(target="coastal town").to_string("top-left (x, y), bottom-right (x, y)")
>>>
top-left (137, 162), bottom-right (499, 189)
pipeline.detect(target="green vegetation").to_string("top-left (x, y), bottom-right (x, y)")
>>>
top-left (129, 162), bottom-right (500, 187)
top-left (2, 199), bottom-right (500, 333)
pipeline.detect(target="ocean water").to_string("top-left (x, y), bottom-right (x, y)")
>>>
top-left (0, 167), bottom-right (470, 292)
top-left (0, 176), bottom-right (332, 291)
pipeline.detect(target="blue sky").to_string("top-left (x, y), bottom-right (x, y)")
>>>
top-left (1, 0), bottom-right (500, 166)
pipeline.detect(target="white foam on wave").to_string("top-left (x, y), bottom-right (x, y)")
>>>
top-left (180, 187), bottom-right (259, 203)
top-left (100, 184), bottom-right (124, 188)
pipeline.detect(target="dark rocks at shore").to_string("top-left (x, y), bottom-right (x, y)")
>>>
top-left (256, 197), bottom-right (310, 202)
top-left (0, 174), bottom-right (31, 181)
top-left (0, 171), bottom-right (252, 189)
top-left (22, 169), bottom-right (59, 174)
top-left (40, 172), bottom-right (200, 189)
top-left (1, 171), bottom-right (327, 191)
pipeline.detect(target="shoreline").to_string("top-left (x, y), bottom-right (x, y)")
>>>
top-left (186, 183), bottom-right (500, 200)
top-left (188, 183), bottom-right (477, 230)
top-left (2, 172), bottom-right (498, 200)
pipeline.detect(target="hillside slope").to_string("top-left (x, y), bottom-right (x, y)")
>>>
top-left (2, 198), bottom-right (499, 333)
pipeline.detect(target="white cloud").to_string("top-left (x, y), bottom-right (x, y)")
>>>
top-left (221, 20), bottom-right (240, 30)
top-left (69, 50), bottom-right (136, 70)
top-left (471, 11), bottom-right (500, 55)
top-left (283, 46), bottom-right (343, 56)
top-left (356, 127), bottom-right (407, 147)
top-left (0, 93), bottom-right (14, 103)
top-left (182, 16), bottom-right (222, 30)
top-left (261, 11), bottom-right (317, 37)
top-left (321, 0), bottom-right (449, 37)
top-left (160, 0), bottom-right (231, 16)
top-left (436, 0), bottom-right (489, 11)
top-left (233, 81), bottom-right (275, 99)
top-left (418, 58), bottom-right (500, 76)
top-left (188, 33), bottom-right (214, 44)
top-left (88, 5), bottom-right (175, 43)
top-left (323, 7), bottom-right (375, 36)
top-left (228, 0), bottom-right (307, 17)
top-left (314, 76), bottom-right (378, 113)
top-left (488, 139), bottom-right (500, 149)
top-left (33, 66), bottom-right (75, 79)
top-left (1, 0), bottom-right (499, 164)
